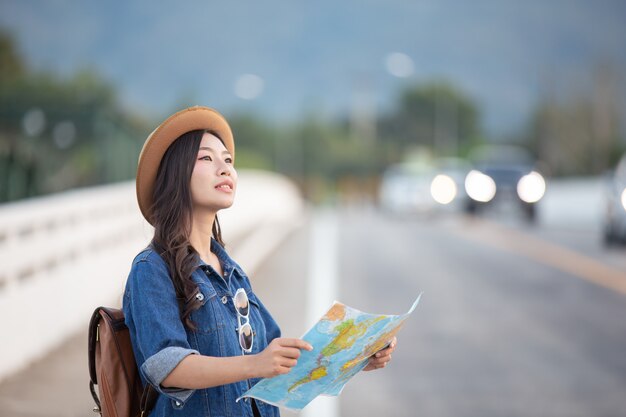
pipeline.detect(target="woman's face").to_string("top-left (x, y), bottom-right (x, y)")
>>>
top-left (190, 132), bottom-right (237, 213)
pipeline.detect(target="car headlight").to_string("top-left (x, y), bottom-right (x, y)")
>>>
top-left (517, 171), bottom-right (546, 203)
top-left (431, 174), bottom-right (457, 205)
top-left (621, 188), bottom-right (626, 211)
top-left (465, 170), bottom-right (496, 202)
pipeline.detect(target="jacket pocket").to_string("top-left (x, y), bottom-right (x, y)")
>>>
top-left (190, 282), bottom-right (224, 335)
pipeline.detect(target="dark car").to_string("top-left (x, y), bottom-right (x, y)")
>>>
top-left (603, 153), bottom-right (626, 245)
top-left (464, 145), bottom-right (546, 221)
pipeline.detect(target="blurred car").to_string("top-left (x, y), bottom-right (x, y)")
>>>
top-left (463, 145), bottom-right (546, 221)
top-left (379, 162), bottom-right (438, 215)
top-left (603, 153), bottom-right (626, 245)
top-left (378, 158), bottom-right (471, 215)
top-left (429, 157), bottom-right (472, 210)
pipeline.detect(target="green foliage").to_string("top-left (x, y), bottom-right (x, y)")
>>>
top-left (3, 29), bottom-right (625, 203)
top-left (525, 90), bottom-right (624, 176)
top-left (0, 60), bottom-right (149, 201)
top-left (378, 82), bottom-right (481, 158)
top-left (0, 31), bottom-right (24, 83)
top-left (0, 34), bottom-right (486, 203)
top-left (232, 149), bottom-right (273, 171)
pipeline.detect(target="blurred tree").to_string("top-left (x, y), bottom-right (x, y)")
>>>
top-left (223, 82), bottom-right (484, 203)
top-left (378, 82), bottom-right (481, 159)
top-left (0, 32), bottom-right (149, 202)
top-left (0, 29), bottom-right (487, 204)
top-left (528, 65), bottom-right (623, 176)
top-left (0, 31), bottom-right (24, 82)
top-left (0, 30), bottom-right (28, 201)
top-left (227, 113), bottom-right (276, 171)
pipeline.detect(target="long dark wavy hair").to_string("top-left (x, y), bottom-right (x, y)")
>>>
top-left (150, 129), bottom-right (226, 330)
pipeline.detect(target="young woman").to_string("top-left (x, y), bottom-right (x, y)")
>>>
top-left (123, 106), bottom-right (396, 417)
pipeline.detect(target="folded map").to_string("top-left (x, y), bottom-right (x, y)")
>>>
top-left (238, 293), bottom-right (422, 410)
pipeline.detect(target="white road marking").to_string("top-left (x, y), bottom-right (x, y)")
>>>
top-left (302, 209), bottom-right (340, 417)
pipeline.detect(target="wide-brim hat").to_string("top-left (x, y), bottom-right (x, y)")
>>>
top-left (136, 106), bottom-right (235, 225)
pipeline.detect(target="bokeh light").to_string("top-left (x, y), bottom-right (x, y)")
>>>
top-left (517, 171), bottom-right (546, 203)
top-left (430, 174), bottom-right (457, 205)
top-left (22, 108), bottom-right (46, 137)
top-left (465, 170), bottom-right (497, 203)
top-left (385, 52), bottom-right (414, 78)
top-left (234, 74), bottom-right (265, 100)
top-left (52, 121), bottom-right (76, 149)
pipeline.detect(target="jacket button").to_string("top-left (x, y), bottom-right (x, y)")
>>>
top-left (196, 293), bottom-right (204, 301)
top-left (175, 401), bottom-right (181, 406)
top-left (221, 296), bottom-right (228, 304)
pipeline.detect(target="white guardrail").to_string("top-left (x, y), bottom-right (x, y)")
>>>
top-left (0, 170), bottom-right (304, 382)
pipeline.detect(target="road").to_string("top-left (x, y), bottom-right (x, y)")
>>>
top-left (2, 203), bottom-right (626, 417)
top-left (254, 205), bottom-right (626, 417)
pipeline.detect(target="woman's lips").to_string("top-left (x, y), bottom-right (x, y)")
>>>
top-left (215, 182), bottom-right (233, 193)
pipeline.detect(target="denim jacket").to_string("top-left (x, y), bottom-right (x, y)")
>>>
top-left (123, 238), bottom-right (282, 417)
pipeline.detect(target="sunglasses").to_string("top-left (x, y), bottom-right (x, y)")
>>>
top-left (233, 288), bottom-right (253, 354)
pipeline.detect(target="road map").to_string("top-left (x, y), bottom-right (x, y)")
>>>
top-left (238, 294), bottom-right (422, 410)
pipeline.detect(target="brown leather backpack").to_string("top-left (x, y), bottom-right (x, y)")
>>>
top-left (88, 306), bottom-right (158, 417)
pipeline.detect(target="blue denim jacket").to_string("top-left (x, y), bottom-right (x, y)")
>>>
top-left (123, 238), bottom-right (282, 417)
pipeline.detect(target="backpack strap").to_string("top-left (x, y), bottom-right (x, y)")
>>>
top-left (140, 383), bottom-right (159, 417)
top-left (88, 307), bottom-right (103, 412)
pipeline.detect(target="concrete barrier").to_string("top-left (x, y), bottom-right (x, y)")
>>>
top-left (538, 176), bottom-right (605, 231)
top-left (0, 170), bottom-right (304, 382)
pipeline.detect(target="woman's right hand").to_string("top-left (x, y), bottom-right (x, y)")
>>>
top-left (253, 338), bottom-right (313, 378)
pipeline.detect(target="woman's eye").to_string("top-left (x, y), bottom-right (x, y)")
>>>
top-left (200, 156), bottom-right (212, 161)
top-left (225, 157), bottom-right (233, 164)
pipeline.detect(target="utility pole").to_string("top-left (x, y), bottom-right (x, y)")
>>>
top-left (350, 74), bottom-right (376, 145)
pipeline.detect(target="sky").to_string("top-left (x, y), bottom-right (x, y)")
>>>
top-left (1, 0), bottom-right (625, 135)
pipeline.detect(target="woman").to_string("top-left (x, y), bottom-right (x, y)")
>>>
top-left (123, 106), bottom-right (396, 417)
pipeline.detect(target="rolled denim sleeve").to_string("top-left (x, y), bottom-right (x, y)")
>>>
top-left (141, 347), bottom-right (198, 404)
top-left (124, 256), bottom-right (199, 405)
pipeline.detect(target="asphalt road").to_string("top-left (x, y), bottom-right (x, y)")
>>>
top-left (254, 205), bottom-right (626, 417)
top-left (2, 203), bottom-right (626, 417)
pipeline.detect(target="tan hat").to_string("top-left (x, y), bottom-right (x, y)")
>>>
top-left (136, 106), bottom-right (235, 225)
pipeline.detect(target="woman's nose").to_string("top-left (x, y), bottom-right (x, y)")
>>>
top-left (218, 164), bottom-right (231, 176)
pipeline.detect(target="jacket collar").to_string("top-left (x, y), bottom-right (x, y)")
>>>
top-left (193, 237), bottom-right (245, 276)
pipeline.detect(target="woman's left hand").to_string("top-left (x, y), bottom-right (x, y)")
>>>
top-left (363, 337), bottom-right (397, 372)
